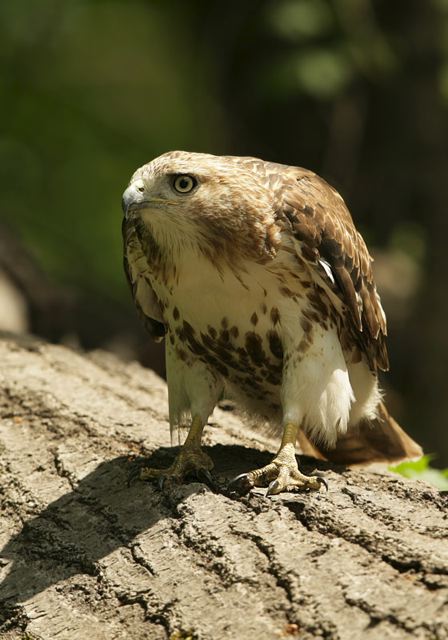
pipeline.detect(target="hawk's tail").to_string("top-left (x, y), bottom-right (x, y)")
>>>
top-left (298, 402), bottom-right (423, 465)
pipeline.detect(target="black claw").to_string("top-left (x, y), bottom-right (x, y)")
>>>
top-left (228, 472), bottom-right (254, 497)
top-left (266, 480), bottom-right (280, 497)
top-left (158, 476), bottom-right (166, 491)
top-left (196, 468), bottom-right (221, 492)
top-left (317, 476), bottom-right (329, 492)
top-left (196, 468), bottom-right (213, 485)
top-left (202, 469), bottom-right (214, 483)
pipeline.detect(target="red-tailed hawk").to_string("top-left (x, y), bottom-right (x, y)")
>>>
top-left (122, 151), bottom-right (421, 495)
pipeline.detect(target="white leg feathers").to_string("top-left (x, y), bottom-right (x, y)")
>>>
top-left (282, 326), bottom-right (354, 447)
top-left (165, 340), bottom-right (223, 443)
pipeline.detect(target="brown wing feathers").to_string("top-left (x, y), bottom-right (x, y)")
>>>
top-left (278, 171), bottom-right (389, 371)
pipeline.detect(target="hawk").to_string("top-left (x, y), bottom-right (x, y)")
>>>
top-left (122, 151), bottom-right (421, 495)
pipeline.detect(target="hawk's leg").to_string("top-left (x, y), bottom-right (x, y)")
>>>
top-left (140, 415), bottom-right (213, 485)
top-left (230, 423), bottom-right (327, 496)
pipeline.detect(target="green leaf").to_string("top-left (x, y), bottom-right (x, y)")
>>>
top-left (389, 455), bottom-right (448, 491)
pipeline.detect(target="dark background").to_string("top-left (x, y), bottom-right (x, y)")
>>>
top-left (1, 0), bottom-right (447, 463)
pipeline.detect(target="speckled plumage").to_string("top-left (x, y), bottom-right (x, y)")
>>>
top-left (122, 151), bottom-right (421, 468)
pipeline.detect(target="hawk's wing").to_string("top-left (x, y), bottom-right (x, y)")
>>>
top-left (275, 167), bottom-right (388, 371)
top-left (122, 218), bottom-right (165, 341)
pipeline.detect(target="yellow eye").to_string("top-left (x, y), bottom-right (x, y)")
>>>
top-left (173, 174), bottom-right (196, 193)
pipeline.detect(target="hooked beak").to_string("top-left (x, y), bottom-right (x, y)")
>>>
top-left (121, 183), bottom-right (176, 217)
top-left (122, 183), bottom-right (144, 216)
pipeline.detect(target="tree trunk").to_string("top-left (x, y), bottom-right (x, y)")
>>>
top-left (0, 333), bottom-right (446, 640)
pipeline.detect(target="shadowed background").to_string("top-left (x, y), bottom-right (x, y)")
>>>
top-left (1, 0), bottom-right (447, 463)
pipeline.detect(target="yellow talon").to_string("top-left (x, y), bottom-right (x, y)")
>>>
top-left (229, 423), bottom-right (328, 496)
top-left (139, 415), bottom-right (214, 484)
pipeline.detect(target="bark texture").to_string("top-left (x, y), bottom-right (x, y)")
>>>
top-left (0, 332), bottom-right (446, 640)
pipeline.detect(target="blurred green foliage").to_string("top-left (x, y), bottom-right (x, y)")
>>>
top-left (1, 0), bottom-right (448, 462)
top-left (390, 455), bottom-right (448, 491)
top-left (0, 0), bottom-right (224, 297)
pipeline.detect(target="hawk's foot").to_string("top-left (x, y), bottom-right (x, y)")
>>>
top-left (140, 446), bottom-right (214, 488)
top-left (229, 460), bottom-right (327, 496)
top-left (229, 426), bottom-right (328, 496)
top-left (137, 415), bottom-right (217, 489)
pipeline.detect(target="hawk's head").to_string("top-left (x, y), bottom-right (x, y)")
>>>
top-left (122, 151), bottom-right (280, 263)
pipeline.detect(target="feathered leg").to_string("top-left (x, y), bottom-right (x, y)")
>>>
top-left (230, 327), bottom-right (349, 496)
top-left (138, 338), bottom-right (222, 486)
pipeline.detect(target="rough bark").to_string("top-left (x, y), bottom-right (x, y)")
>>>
top-left (0, 332), bottom-right (446, 640)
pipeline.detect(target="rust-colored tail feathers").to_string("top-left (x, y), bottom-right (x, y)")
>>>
top-left (298, 402), bottom-right (422, 465)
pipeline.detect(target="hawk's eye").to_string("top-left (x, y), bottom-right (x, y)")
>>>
top-left (173, 175), bottom-right (197, 194)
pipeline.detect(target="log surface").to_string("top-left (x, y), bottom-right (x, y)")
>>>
top-left (0, 333), bottom-right (446, 640)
